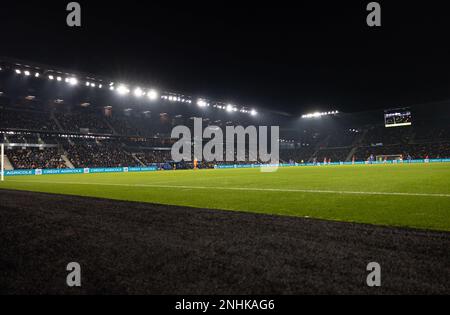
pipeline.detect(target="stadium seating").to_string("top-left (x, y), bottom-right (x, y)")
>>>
top-left (7, 147), bottom-right (66, 170)
top-left (1, 95), bottom-right (449, 170)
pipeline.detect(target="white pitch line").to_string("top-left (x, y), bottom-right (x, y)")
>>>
top-left (5, 179), bottom-right (450, 198)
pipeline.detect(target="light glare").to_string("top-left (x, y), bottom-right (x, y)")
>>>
top-left (147, 89), bottom-right (158, 100)
top-left (116, 85), bottom-right (130, 95)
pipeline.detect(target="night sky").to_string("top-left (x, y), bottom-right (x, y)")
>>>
top-left (1, 1), bottom-right (449, 116)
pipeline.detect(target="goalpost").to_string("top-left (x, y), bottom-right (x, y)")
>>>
top-left (1, 143), bottom-right (4, 181)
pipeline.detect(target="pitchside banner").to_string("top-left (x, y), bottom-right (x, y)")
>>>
top-left (215, 159), bottom-right (450, 169)
top-left (4, 166), bottom-right (158, 177)
top-left (3, 160), bottom-right (450, 176)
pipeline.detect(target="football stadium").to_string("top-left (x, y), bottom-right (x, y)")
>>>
top-left (1, 2), bottom-right (449, 300)
top-left (0, 58), bottom-right (449, 295)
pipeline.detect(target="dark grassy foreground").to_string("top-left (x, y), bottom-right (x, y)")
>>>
top-left (2, 164), bottom-right (450, 231)
top-left (0, 189), bottom-right (449, 295)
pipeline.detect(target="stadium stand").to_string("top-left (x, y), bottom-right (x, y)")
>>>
top-left (1, 63), bottom-right (449, 170)
top-left (0, 108), bottom-right (58, 132)
top-left (7, 147), bottom-right (66, 170)
top-left (64, 139), bottom-right (138, 168)
top-left (55, 112), bottom-right (113, 134)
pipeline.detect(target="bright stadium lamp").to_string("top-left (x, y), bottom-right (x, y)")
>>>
top-left (48, 75), bottom-right (54, 80)
top-left (69, 78), bottom-right (78, 86)
top-left (35, 72), bottom-right (40, 78)
top-left (226, 104), bottom-right (234, 112)
top-left (15, 69), bottom-right (21, 74)
top-left (147, 89), bottom-right (158, 101)
top-left (116, 85), bottom-right (130, 95)
top-left (24, 71), bottom-right (31, 76)
top-left (56, 76), bottom-right (62, 82)
top-left (197, 99), bottom-right (208, 107)
top-left (134, 87), bottom-right (144, 98)
top-left (250, 109), bottom-right (257, 116)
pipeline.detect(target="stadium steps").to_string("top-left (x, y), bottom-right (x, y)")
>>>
top-left (3, 154), bottom-right (14, 170)
top-left (61, 154), bottom-right (75, 169)
top-left (131, 153), bottom-right (146, 167)
top-left (345, 129), bottom-right (369, 161)
top-left (346, 146), bottom-right (359, 162)
top-left (104, 119), bottom-right (118, 135)
top-left (50, 112), bottom-right (64, 132)
top-left (308, 135), bottom-right (331, 162)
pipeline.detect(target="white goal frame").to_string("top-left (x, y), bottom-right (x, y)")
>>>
top-left (1, 143), bottom-right (4, 181)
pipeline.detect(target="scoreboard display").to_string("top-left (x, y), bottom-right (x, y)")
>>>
top-left (384, 108), bottom-right (412, 128)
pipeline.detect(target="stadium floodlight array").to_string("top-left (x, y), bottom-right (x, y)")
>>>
top-left (9, 64), bottom-right (259, 116)
top-left (301, 110), bottom-right (339, 119)
top-left (161, 94), bottom-right (192, 104)
top-left (226, 104), bottom-right (238, 112)
top-left (197, 99), bottom-right (210, 107)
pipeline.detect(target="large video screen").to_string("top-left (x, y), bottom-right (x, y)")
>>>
top-left (384, 108), bottom-right (412, 128)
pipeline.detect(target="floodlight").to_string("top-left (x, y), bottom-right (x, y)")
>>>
top-left (35, 72), bottom-right (40, 78)
top-left (116, 85), bottom-right (130, 95)
top-left (226, 104), bottom-right (234, 112)
top-left (56, 76), bottom-right (62, 81)
top-left (48, 75), bottom-right (54, 80)
top-left (24, 71), bottom-right (31, 76)
top-left (69, 78), bottom-right (78, 86)
top-left (134, 87), bottom-right (144, 98)
top-left (250, 109), bottom-right (257, 116)
top-left (147, 89), bottom-right (158, 100)
top-left (15, 69), bottom-right (22, 74)
top-left (197, 99), bottom-right (208, 107)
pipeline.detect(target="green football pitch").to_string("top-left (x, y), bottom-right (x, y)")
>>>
top-left (1, 163), bottom-right (450, 231)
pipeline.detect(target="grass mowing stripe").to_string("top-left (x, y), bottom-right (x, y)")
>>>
top-left (6, 179), bottom-right (450, 198)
